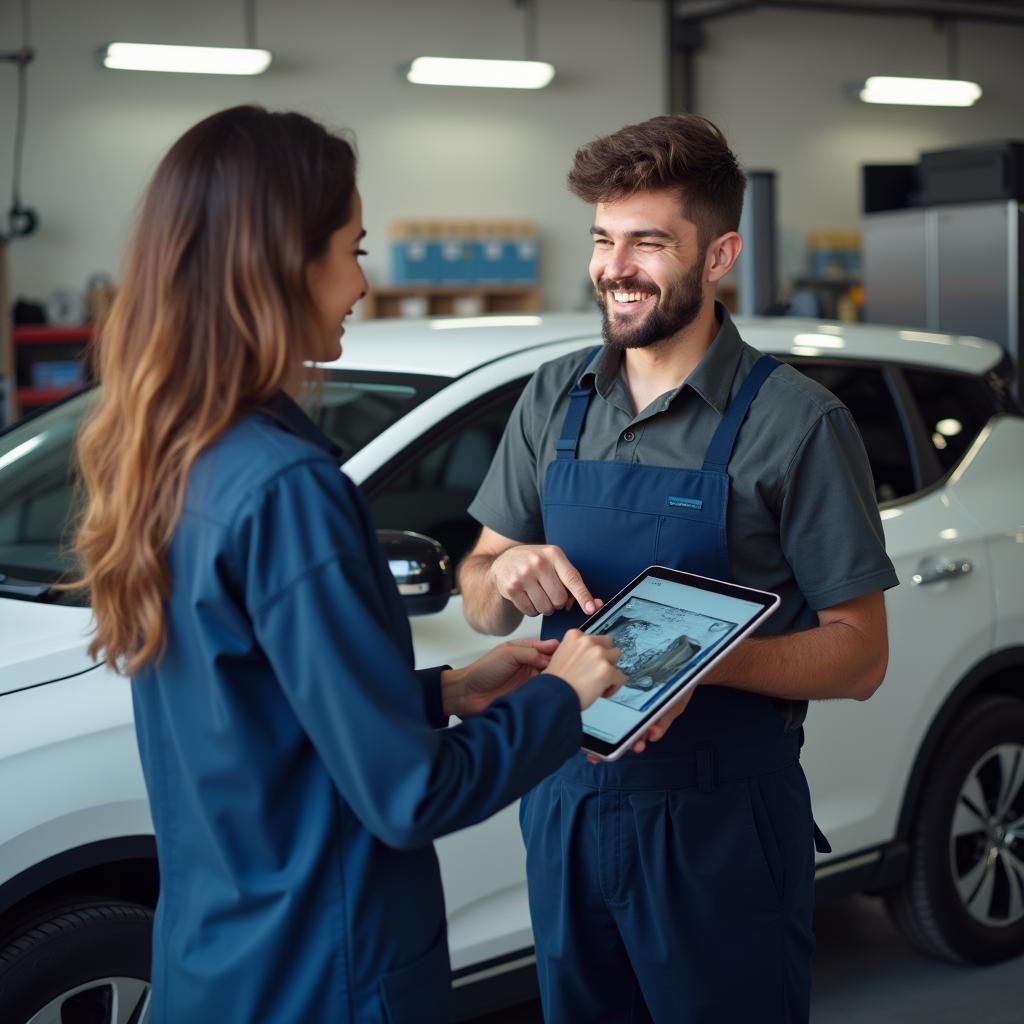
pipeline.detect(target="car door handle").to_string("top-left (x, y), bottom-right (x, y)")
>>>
top-left (911, 558), bottom-right (973, 586)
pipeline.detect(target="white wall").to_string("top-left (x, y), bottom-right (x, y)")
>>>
top-left (697, 6), bottom-right (1024, 281)
top-left (0, 0), bottom-right (666, 313)
top-left (3, 2), bottom-right (1024, 312)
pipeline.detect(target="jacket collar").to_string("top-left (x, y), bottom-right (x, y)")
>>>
top-left (259, 391), bottom-right (345, 461)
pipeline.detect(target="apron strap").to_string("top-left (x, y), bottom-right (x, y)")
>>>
top-left (701, 354), bottom-right (781, 473)
top-left (554, 347), bottom-right (601, 460)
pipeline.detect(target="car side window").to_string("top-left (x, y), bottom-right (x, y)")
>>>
top-left (788, 362), bottom-right (916, 504)
top-left (902, 368), bottom-right (998, 473)
top-left (0, 396), bottom-right (91, 579)
top-left (366, 384), bottom-right (525, 566)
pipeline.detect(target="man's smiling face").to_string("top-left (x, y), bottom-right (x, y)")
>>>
top-left (589, 188), bottom-right (707, 350)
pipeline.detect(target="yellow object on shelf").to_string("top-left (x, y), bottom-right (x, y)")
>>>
top-left (807, 229), bottom-right (862, 282)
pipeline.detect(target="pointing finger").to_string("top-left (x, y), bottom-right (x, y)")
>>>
top-left (551, 550), bottom-right (597, 616)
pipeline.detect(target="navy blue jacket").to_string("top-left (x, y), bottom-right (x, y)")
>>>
top-left (131, 394), bottom-right (581, 1023)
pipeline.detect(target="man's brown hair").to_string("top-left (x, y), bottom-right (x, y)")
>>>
top-left (568, 114), bottom-right (746, 248)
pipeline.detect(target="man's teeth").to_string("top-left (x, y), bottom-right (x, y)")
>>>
top-left (612, 291), bottom-right (653, 303)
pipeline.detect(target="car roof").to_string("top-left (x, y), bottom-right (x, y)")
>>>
top-left (326, 311), bottom-right (1006, 379)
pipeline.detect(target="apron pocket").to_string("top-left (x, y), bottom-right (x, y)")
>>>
top-left (379, 930), bottom-right (452, 1024)
top-left (653, 513), bottom-right (728, 575)
top-left (746, 776), bottom-right (785, 904)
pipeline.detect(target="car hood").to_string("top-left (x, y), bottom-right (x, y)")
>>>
top-left (0, 599), bottom-right (99, 694)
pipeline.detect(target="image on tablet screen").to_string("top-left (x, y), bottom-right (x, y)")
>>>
top-left (581, 574), bottom-right (769, 746)
top-left (595, 597), bottom-right (735, 710)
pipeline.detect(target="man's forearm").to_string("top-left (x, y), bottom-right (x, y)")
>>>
top-left (705, 619), bottom-right (887, 702)
top-left (458, 553), bottom-right (525, 636)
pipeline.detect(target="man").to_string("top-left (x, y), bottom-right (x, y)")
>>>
top-left (458, 114), bottom-right (898, 1024)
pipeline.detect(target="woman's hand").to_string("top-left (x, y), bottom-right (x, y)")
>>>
top-left (442, 639), bottom-right (560, 718)
top-left (546, 630), bottom-right (625, 710)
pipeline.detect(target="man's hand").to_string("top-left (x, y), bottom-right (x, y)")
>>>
top-left (490, 544), bottom-right (604, 618)
top-left (585, 686), bottom-right (696, 764)
top-left (442, 639), bottom-right (560, 718)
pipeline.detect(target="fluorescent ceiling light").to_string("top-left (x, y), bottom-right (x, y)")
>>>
top-left (859, 76), bottom-right (981, 107)
top-left (407, 56), bottom-right (554, 90)
top-left (101, 42), bottom-right (272, 75)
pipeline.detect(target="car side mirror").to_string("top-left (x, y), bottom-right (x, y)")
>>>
top-left (377, 529), bottom-right (453, 616)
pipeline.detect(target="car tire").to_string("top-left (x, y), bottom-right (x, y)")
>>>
top-left (0, 901), bottom-right (153, 1024)
top-left (885, 696), bottom-right (1024, 963)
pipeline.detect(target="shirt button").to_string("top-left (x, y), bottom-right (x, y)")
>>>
top-left (622, 430), bottom-right (636, 442)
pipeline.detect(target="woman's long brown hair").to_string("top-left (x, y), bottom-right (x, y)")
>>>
top-left (74, 106), bottom-right (356, 674)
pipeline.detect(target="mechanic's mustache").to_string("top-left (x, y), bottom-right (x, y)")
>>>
top-left (597, 277), bottom-right (661, 296)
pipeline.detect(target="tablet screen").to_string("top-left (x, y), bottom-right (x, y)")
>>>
top-left (580, 568), bottom-right (776, 750)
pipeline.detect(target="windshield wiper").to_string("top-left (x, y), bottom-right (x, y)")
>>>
top-left (0, 573), bottom-right (53, 600)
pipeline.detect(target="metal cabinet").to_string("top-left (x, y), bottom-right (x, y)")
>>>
top-left (864, 200), bottom-right (1022, 395)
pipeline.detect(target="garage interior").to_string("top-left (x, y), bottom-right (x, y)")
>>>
top-left (1, 2), bottom-right (1023, 1023)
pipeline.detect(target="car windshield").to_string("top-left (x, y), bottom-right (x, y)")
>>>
top-left (0, 370), bottom-right (446, 582)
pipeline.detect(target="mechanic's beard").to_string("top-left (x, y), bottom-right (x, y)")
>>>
top-left (597, 261), bottom-right (705, 350)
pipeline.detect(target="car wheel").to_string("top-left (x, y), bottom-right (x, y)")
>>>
top-left (885, 696), bottom-right (1024, 963)
top-left (0, 901), bottom-right (153, 1024)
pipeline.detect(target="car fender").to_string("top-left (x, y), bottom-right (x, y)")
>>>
top-left (0, 670), bottom-right (152, 898)
top-left (894, 644), bottom-right (1024, 844)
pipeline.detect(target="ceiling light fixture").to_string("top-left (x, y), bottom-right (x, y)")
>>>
top-left (856, 19), bottom-right (981, 108)
top-left (407, 56), bottom-right (553, 90)
top-left (101, 42), bottom-right (271, 75)
top-left (407, 0), bottom-right (554, 90)
top-left (100, 0), bottom-right (271, 76)
top-left (859, 76), bottom-right (981, 107)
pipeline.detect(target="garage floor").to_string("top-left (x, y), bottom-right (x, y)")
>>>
top-left (477, 894), bottom-right (1024, 1023)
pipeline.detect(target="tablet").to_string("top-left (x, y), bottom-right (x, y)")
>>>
top-left (579, 566), bottom-right (780, 761)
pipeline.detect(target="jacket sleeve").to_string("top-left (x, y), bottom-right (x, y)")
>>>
top-left (240, 458), bottom-right (582, 850)
top-left (415, 667), bottom-right (448, 730)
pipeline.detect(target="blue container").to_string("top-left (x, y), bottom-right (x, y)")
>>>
top-left (505, 232), bottom-right (539, 283)
top-left (808, 249), bottom-right (860, 281)
top-left (475, 233), bottom-right (507, 284)
top-left (390, 229), bottom-right (435, 285)
top-left (437, 236), bottom-right (474, 284)
top-left (32, 360), bottom-right (84, 389)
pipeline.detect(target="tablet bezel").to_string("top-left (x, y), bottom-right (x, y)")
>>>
top-left (578, 565), bottom-right (780, 762)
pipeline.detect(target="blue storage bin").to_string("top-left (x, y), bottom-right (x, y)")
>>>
top-left (390, 223), bottom-right (435, 285)
top-left (32, 360), bottom-right (85, 389)
top-left (475, 229), bottom-right (507, 283)
top-left (438, 234), bottom-right (475, 284)
top-left (808, 249), bottom-right (861, 281)
top-left (505, 225), bottom-right (539, 283)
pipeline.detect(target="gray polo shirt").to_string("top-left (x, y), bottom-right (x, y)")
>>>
top-left (468, 304), bottom-right (899, 728)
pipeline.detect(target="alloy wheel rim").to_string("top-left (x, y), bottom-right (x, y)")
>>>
top-left (950, 742), bottom-right (1024, 928)
top-left (25, 977), bottom-right (150, 1024)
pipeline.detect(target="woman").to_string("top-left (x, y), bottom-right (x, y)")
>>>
top-left (74, 106), bottom-right (622, 1024)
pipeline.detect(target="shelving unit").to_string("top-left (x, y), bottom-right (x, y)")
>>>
top-left (792, 277), bottom-right (861, 321)
top-left (362, 285), bottom-right (541, 320)
top-left (11, 325), bottom-right (93, 420)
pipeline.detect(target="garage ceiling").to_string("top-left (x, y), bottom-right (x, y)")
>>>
top-left (672, 0), bottom-right (1024, 25)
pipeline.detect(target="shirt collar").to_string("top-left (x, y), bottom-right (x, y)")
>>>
top-left (683, 303), bottom-right (745, 415)
top-left (259, 391), bottom-right (345, 461)
top-left (577, 301), bottom-right (745, 416)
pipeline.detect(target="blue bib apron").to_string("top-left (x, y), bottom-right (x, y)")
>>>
top-left (521, 350), bottom-right (821, 1024)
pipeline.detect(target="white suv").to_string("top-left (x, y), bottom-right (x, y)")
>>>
top-left (1, 313), bottom-right (1022, 1023)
